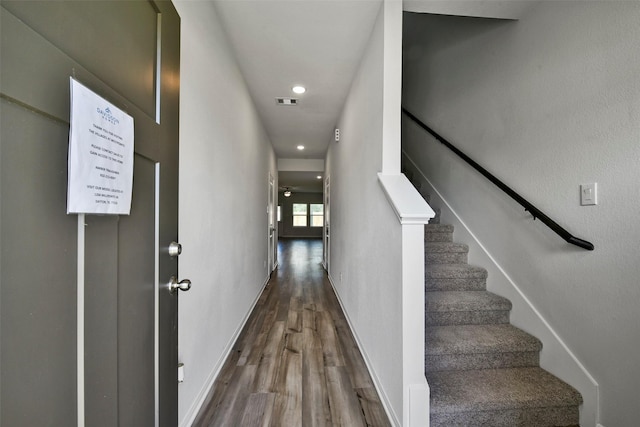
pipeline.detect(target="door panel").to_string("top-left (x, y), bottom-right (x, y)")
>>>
top-left (2, 0), bottom-right (158, 118)
top-left (0, 98), bottom-right (78, 427)
top-left (0, 2), bottom-right (181, 425)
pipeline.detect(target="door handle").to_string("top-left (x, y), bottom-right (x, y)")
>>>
top-left (169, 276), bottom-right (191, 294)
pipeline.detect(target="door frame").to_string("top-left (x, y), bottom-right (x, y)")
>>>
top-left (268, 173), bottom-right (277, 273)
top-left (323, 175), bottom-right (330, 272)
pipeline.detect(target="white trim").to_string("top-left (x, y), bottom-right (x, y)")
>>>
top-left (409, 383), bottom-right (430, 427)
top-left (377, 173), bottom-right (434, 225)
top-left (327, 273), bottom-right (401, 427)
top-left (179, 274), bottom-right (271, 427)
top-left (76, 214), bottom-right (85, 427)
top-left (403, 152), bottom-right (599, 426)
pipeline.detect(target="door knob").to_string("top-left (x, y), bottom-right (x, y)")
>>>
top-left (169, 276), bottom-right (191, 293)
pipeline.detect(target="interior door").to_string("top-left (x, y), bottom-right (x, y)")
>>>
top-left (268, 173), bottom-right (276, 272)
top-left (323, 175), bottom-right (330, 272)
top-left (0, 2), bottom-right (181, 426)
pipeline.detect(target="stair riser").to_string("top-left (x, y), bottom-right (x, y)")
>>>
top-left (426, 252), bottom-right (467, 264)
top-left (424, 224), bottom-right (453, 233)
top-left (426, 310), bottom-right (509, 326)
top-left (426, 278), bottom-right (486, 291)
top-left (430, 406), bottom-right (579, 427)
top-left (425, 351), bottom-right (539, 372)
top-left (424, 233), bottom-right (453, 242)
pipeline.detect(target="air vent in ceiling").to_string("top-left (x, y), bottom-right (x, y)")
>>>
top-left (276, 97), bottom-right (298, 106)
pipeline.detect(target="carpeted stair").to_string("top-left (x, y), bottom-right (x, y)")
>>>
top-left (423, 208), bottom-right (582, 426)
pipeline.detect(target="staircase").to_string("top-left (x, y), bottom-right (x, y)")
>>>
top-left (407, 172), bottom-right (582, 426)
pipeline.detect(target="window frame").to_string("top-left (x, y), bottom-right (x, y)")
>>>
top-left (309, 203), bottom-right (324, 227)
top-left (292, 203), bottom-right (308, 227)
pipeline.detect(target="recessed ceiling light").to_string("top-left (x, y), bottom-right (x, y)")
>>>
top-left (317, 176), bottom-right (322, 179)
top-left (292, 85), bottom-right (306, 94)
top-left (297, 145), bottom-right (305, 150)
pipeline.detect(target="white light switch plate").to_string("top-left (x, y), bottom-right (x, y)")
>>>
top-left (580, 183), bottom-right (597, 206)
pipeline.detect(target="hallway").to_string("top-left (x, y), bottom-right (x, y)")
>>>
top-left (193, 239), bottom-right (391, 426)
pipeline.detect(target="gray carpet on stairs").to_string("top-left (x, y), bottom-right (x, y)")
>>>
top-left (424, 222), bottom-right (582, 426)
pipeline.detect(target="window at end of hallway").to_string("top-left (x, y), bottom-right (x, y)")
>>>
top-left (293, 203), bottom-right (307, 227)
top-left (277, 205), bottom-right (282, 222)
top-left (310, 204), bottom-right (323, 227)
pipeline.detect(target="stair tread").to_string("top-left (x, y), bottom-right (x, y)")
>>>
top-left (426, 324), bottom-right (541, 355)
top-left (425, 242), bottom-right (468, 253)
top-left (427, 367), bottom-right (583, 414)
top-left (426, 291), bottom-right (511, 312)
top-left (426, 264), bottom-right (487, 279)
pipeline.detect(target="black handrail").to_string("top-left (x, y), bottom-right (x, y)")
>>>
top-left (402, 107), bottom-right (594, 251)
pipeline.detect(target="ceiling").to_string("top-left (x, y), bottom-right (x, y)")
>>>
top-left (214, 0), bottom-right (382, 161)
top-left (213, 0), bottom-right (527, 193)
top-left (278, 171), bottom-right (324, 193)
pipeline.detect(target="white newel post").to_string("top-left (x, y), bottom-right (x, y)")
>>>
top-left (403, 224), bottom-right (430, 426)
top-left (378, 174), bottom-right (434, 426)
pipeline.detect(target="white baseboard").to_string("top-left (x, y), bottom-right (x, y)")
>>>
top-left (179, 274), bottom-right (272, 427)
top-left (327, 273), bottom-right (401, 427)
top-left (402, 152), bottom-right (599, 427)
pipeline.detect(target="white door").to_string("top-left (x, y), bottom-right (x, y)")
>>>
top-left (268, 173), bottom-right (277, 272)
top-left (323, 175), bottom-right (330, 271)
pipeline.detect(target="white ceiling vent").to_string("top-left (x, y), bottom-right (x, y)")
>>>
top-left (276, 97), bottom-right (298, 106)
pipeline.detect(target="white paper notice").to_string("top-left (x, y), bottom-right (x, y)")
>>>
top-left (67, 78), bottom-right (134, 215)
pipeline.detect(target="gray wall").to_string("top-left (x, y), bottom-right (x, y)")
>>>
top-left (325, 3), bottom-right (406, 421)
top-left (278, 192), bottom-right (323, 238)
top-left (402, 3), bottom-right (640, 425)
top-left (172, 1), bottom-right (278, 425)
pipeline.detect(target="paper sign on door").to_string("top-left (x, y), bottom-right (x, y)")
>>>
top-left (67, 78), bottom-right (134, 215)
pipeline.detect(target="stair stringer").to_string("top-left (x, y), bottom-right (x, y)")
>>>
top-left (403, 152), bottom-right (599, 426)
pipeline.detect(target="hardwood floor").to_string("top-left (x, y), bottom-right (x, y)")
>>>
top-left (192, 239), bottom-right (391, 427)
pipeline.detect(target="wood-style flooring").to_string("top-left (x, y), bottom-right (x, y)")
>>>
top-left (193, 239), bottom-right (391, 427)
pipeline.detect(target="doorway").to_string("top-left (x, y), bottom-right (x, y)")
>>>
top-left (323, 175), bottom-right (331, 272)
top-left (268, 173), bottom-right (277, 273)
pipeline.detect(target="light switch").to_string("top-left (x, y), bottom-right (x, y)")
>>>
top-left (178, 363), bottom-right (185, 383)
top-left (580, 183), bottom-right (597, 206)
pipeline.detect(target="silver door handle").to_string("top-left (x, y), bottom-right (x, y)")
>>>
top-left (169, 276), bottom-right (191, 293)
